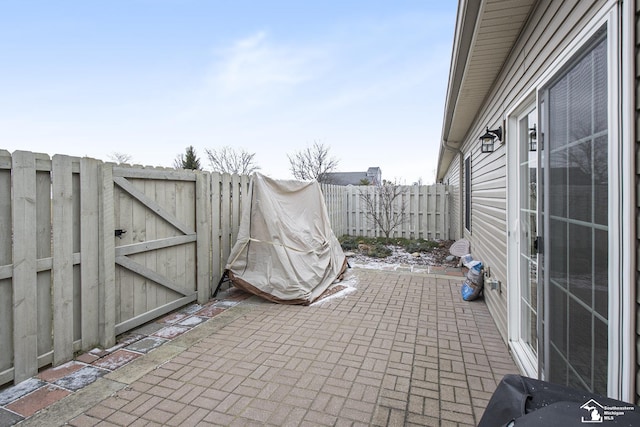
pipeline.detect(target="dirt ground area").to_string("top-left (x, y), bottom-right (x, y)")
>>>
top-left (345, 239), bottom-right (458, 267)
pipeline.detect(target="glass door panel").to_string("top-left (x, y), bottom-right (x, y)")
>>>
top-left (544, 27), bottom-right (608, 395)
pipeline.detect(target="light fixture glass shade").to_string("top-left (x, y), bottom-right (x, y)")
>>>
top-left (479, 125), bottom-right (503, 153)
top-left (480, 130), bottom-right (495, 153)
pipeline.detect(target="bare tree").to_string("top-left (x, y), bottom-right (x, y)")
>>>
top-left (108, 152), bottom-right (132, 164)
top-left (360, 181), bottom-right (408, 238)
top-left (287, 141), bottom-right (339, 183)
top-left (206, 146), bottom-right (260, 175)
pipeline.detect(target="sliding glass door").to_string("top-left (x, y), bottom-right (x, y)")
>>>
top-left (542, 26), bottom-right (608, 395)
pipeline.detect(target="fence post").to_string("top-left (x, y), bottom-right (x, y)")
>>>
top-left (220, 173), bottom-right (232, 270)
top-left (99, 162), bottom-right (116, 348)
top-left (52, 155), bottom-right (74, 364)
top-left (12, 151), bottom-right (38, 383)
top-left (0, 151), bottom-right (12, 386)
top-left (442, 185), bottom-right (450, 240)
top-left (345, 186), bottom-right (351, 236)
top-left (211, 172), bottom-right (222, 284)
top-left (80, 158), bottom-right (101, 349)
top-left (196, 172), bottom-right (211, 304)
top-left (341, 185), bottom-right (347, 236)
top-left (418, 186), bottom-right (427, 239)
top-left (415, 186), bottom-right (421, 239)
top-left (356, 186), bottom-right (361, 236)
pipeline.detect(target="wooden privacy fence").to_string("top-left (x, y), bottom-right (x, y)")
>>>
top-left (0, 150), bottom-right (249, 387)
top-left (0, 149), bottom-right (449, 387)
top-left (322, 184), bottom-right (450, 240)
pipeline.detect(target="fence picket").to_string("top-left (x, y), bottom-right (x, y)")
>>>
top-left (211, 172), bottom-right (223, 284)
top-left (443, 185), bottom-right (450, 240)
top-left (196, 172), bottom-right (211, 304)
top-left (220, 173), bottom-right (232, 272)
top-left (12, 151), bottom-right (38, 383)
top-left (35, 155), bottom-right (53, 367)
top-left (99, 162), bottom-right (116, 348)
top-left (231, 174), bottom-right (241, 242)
top-left (52, 155), bottom-right (74, 364)
top-left (0, 151), bottom-right (12, 385)
top-left (80, 158), bottom-right (101, 349)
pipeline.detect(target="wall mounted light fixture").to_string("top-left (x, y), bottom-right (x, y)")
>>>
top-left (529, 124), bottom-right (537, 152)
top-left (479, 125), bottom-right (503, 153)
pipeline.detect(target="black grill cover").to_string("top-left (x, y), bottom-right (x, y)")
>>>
top-left (478, 374), bottom-right (640, 426)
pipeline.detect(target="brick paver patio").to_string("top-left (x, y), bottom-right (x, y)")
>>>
top-left (3, 268), bottom-right (518, 426)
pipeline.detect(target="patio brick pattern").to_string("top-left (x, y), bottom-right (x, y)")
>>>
top-left (0, 267), bottom-right (518, 426)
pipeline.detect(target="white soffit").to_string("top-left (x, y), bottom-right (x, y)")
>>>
top-left (445, 0), bottom-right (536, 144)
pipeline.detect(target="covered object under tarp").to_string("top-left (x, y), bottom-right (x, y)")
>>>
top-left (224, 173), bottom-right (348, 305)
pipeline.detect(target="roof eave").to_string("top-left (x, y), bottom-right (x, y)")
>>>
top-left (436, 0), bottom-right (538, 181)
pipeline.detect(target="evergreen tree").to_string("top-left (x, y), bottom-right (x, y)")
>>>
top-left (174, 145), bottom-right (201, 170)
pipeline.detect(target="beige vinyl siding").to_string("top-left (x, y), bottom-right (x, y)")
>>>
top-left (635, 0), bottom-right (640, 406)
top-left (466, 147), bottom-right (509, 340)
top-left (441, 0), bottom-right (609, 343)
top-left (444, 152), bottom-right (462, 240)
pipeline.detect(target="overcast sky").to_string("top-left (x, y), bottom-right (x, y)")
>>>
top-left (0, 1), bottom-right (456, 184)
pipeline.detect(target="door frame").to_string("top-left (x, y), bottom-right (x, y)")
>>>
top-left (506, 93), bottom-right (539, 378)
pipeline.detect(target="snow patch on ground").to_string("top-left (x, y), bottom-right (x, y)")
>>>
top-left (181, 304), bottom-right (203, 314)
top-left (214, 300), bottom-right (239, 308)
top-left (349, 260), bottom-right (402, 270)
top-left (93, 351), bottom-right (140, 371)
top-left (346, 242), bottom-right (457, 268)
top-left (153, 325), bottom-right (189, 339)
top-left (49, 361), bottom-right (79, 371)
top-left (311, 275), bottom-right (359, 307)
top-left (178, 316), bottom-right (208, 327)
top-left (349, 261), bottom-right (434, 274)
top-left (53, 366), bottom-right (107, 391)
top-left (125, 336), bottom-right (168, 354)
top-left (0, 378), bottom-right (44, 405)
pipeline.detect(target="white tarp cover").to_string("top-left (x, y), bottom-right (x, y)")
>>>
top-left (225, 173), bottom-right (348, 305)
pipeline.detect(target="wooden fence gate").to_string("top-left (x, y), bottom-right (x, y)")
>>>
top-left (0, 153), bottom-right (213, 386)
top-left (110, 166), bottom-right (210, 335)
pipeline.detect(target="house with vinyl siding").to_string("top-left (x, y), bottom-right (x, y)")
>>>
top-left (437, 0), bottom-right (638, 403)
